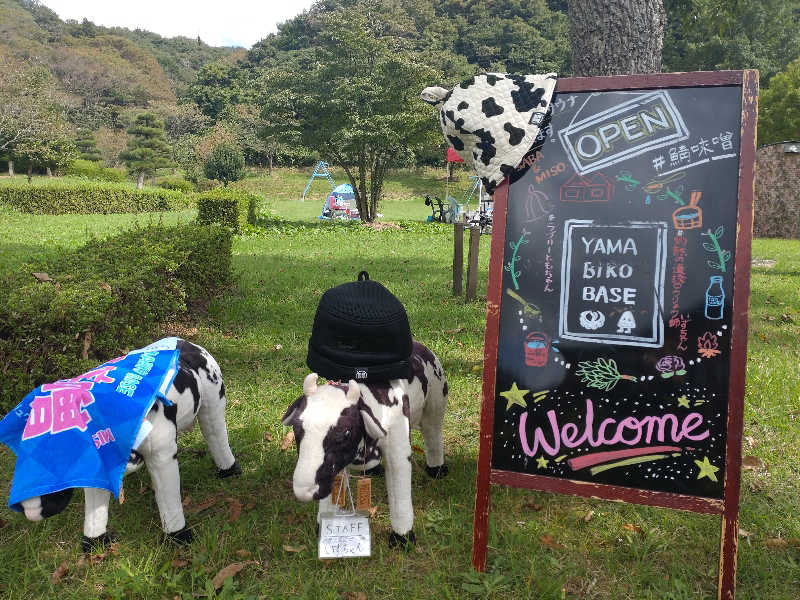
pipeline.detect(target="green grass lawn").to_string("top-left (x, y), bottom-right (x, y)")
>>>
top-left (0, 171), bottom-right (798, 599)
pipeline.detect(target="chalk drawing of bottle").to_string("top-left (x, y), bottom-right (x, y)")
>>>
top-left (705, 276), bottom-right (725, 320)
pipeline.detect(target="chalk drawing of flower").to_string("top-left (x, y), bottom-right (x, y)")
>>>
top-left (656, 355), bottom-right (687, 378)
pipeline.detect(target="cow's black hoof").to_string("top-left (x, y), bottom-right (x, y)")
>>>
top-left (217, 460), bottom-right (241, 478)
top-left (425, 464), bottom-right (449, 479)
top-left (388, 530), bottom-right (416, 548)
top-left (165, 527), bottom-right (194, 545)
top-left (362, 464), bottom-right (384, 477)
top-left (81, 531), bottom-right (117, 553)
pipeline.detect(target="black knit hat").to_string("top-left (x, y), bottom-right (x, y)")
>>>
top-left (307, 271), bottom-right (412, 383)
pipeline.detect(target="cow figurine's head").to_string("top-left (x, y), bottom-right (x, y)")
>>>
top-left (421, 72), bottom-right (557, 194)
top-left (281, 374), bottom-right (384, 502)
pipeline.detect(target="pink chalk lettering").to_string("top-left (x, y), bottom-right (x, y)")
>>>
top-left (518, 399), bottom-right (709, 457)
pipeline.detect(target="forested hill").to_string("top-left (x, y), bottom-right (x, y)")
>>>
top-left (0, 0), bottom-right (241, 115)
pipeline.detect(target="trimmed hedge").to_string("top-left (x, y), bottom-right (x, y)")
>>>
top-left (64, 159), bottom-right (128, 182)
top-left (0, 179), bottom-right (186, 214)
top-left (0, 222), bottom-right (233, 412)
top-left (158, 176), bottom-right (195, 193)
top-left (196, 187), bottom-right (259, 233)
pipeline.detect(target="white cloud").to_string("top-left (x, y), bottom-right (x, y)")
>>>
top-left (41, 0), bottom-right (317, 48)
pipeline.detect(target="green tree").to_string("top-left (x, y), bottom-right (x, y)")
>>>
top-left (259, 4), bottom-right (439, 222)
top-left (203, 143), bottom-right (245, 186)
top-left (75, 127), bottom-right (102, 161)
top-left (119, 113), bottom-right (172, 188)
top-left (662, 0), bottom-right (800, 84)
top-left (758, 58), bottom-right (800, 145)
top-left (186, 60), bottom-right (243, 120)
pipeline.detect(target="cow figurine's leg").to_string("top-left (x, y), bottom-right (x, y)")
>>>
top-left (138, 402), bottom-right (193, 543)
top-left (82, 488), bottom-right (114, 552)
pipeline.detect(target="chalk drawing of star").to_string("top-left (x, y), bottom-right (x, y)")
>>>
top-left (694, 456), bottom-right (720, 482)
top-left (536, 456), bottom-right (549, 469)
top-left (677, 395), bottom-right (690, 408)
top-left (500, 382), bottom-right (529, 410)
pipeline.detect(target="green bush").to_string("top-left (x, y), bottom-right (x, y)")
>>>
top-left (65, 159), bottom-right (128, 182)
top-left (203, 144), bottom-right (245, 186)
top-left (0, 178), bottom-right (186, 214)
top-left (196, 187), bottom-right (259, 233)
top-left (158, 176), bottom-right (195, 193)
top-left (0, 222), bottom-right (233, 412)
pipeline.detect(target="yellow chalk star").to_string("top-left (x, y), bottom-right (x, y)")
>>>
top-left (694, 456), bottom-right (719, 482)
top-left (677, 395), bottom-right (690, 408)
top-left (500, 382), bottom-right (529, 410)
top-left (536, 456), bottom-right (549, 469)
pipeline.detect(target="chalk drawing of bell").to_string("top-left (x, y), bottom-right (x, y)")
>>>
top-left (616, 311), bottom-right (636, 334)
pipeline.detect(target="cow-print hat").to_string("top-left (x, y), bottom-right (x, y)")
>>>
top-left (307, 271), bottom-right (412, 383)
top-left (421, 72), bottom-right (558, 194)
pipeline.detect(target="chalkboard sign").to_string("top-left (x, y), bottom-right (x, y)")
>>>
top-left (473, 71), bottom-right (757, 598)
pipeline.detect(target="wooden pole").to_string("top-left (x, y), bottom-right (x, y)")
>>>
top-left (453, 223), bottom-right (464, 296)
top-left (465, 225), bottom-right (480, 301)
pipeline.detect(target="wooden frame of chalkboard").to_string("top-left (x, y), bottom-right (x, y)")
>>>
top-left (472, 70), bottom-right (757, 599)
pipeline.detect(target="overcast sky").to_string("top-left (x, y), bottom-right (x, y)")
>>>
top-left (41, 0), bottom-right (317, 48)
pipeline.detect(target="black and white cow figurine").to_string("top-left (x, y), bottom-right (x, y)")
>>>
top-left (19, 339), bottom-right (240, 551)
top-left (282, 341), bottom-right (448, 547)
top-left (421, 72), bottom-right (557, 194)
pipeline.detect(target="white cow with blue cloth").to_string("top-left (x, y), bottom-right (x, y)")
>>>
top-left (3, 339), bottom-right (239, 551)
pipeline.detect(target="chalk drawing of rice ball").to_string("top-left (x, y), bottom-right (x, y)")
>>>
top-left (579, 310), bottom-right (605, 330)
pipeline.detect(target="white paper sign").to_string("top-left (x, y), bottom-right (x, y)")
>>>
top-left (318, 512), bottom-right (371, 559)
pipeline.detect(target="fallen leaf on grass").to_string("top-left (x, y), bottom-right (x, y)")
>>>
top-left (744, 435), bottom-right (756, 448)
top-left (186, 495), bottom-right (221, 514)
top-left (369, 506), bottom-right (379, 518)
top-left (212, 562), bottom-right (253, 590)
top-left (99, 282), bottom-right (111, 292)
top-left (280, 430), bottom-right (295, 451)
top-left (742, 455), bottom-right (766, 471)
top-left (584, 510), bottom-right (595, 523)
top-left (539, 535), bottom-right (566, 551)
top-left (264, 432), bottom-right (274, 442)
top-left (283, 544), bottom-right (306, 553)
top-left (0, 518), bottom-right (7, 529)
top-left (182, 496), bottom-right (192, 507)
top-left (32, 272), bottom-right (52, 282)
top-left (342, 592), bottom-right (367, 600)
top-left (623, 523), bottom-right (644, 536)
top-left (171, 558), bottom-right (189, 568)
top-left (738, 528), bottom-right (752, 538)
top-left (445, 326), bottom-right (464, 335)
top-left (273, 344), bottom-right (283, 351)
top-left (51, 562), bottom-right (68, 584)
top-left (764, 538), bottom-right (789, 549)
top-left (411, 444), bottom-right (424, 454)
top-left (471, 364), bottom-right (482, 372)
top-left (235, 549), bottom-right (252, 559)
top-left (226, 497), bottom-right (242, 522)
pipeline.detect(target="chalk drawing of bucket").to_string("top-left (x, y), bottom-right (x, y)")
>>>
top-left (672, 190), bottom-right (703, 230)
top-left (524, 332), bottom-right (550, 367)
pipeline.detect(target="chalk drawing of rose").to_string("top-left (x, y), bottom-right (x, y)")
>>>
top-left (656, 355), bottom-right (686, 378)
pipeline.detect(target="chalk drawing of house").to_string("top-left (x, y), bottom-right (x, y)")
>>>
top-left (560, 172), bottom-right (614, 203)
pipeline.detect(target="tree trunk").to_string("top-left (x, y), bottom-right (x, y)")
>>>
top-left (267, 153), bottom-right (273, 176)
top-left (8, 160), bottom-right (13, 177)
top-left (137, 171), bottom-right (144, 189)
top-left (27, 163), bottom-right (32, 183)
top-left (567, 0), bottom-right (665, 76)
top-left (46, 167), bottom-right (53, 177)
